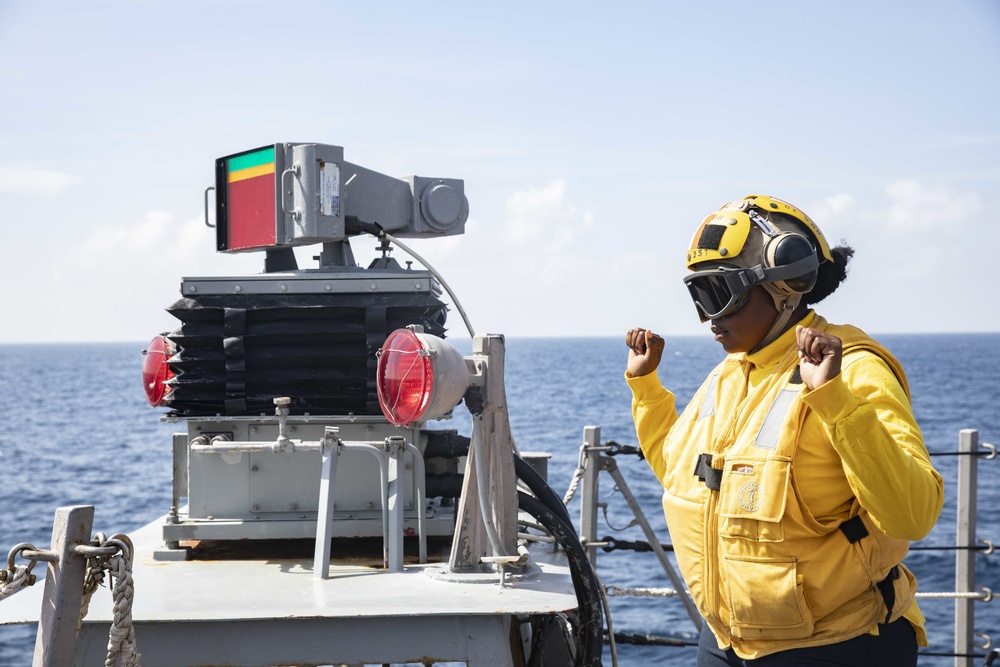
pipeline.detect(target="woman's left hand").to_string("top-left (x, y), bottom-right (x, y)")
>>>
top-left (796, 326), bottom-right (842, 391)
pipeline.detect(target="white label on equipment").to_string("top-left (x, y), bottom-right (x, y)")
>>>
top-left (320, 162), bottom-right (341, 217)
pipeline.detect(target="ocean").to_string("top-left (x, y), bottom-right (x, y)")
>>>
top-left (1, 334), bottom-right (997, 666)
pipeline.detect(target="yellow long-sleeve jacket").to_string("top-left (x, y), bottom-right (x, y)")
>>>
top-left (627, 312), bottom-right (943, 659)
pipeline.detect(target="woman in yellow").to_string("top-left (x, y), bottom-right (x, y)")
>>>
top-left (625, 195), bottom-right (943, 666)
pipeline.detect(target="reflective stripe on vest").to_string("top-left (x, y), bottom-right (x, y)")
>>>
top-left (754, 387), bottom-right (801, 450)
top-left (698, 373), bottom-right (719, 421)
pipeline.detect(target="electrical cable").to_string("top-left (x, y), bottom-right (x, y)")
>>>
top-left (343, 219), bottom-right (476, 338)
top-left (514, 454), bottom-right (575, 530)
top-left (518, 491), bottom-right (604, 667)
top-left (381, 231), bottom-right (476, 339)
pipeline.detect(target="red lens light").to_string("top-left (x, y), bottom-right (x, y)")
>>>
top-left (142, 335), bottom-right (175, 407)
top-left (377, 329), bottom-right (434, 426)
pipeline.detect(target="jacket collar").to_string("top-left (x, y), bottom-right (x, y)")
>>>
top-left (744, 310), bottom-right (821, 371)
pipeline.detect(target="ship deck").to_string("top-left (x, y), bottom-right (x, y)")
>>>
top-left (1, 515), bottom-right (578, 666)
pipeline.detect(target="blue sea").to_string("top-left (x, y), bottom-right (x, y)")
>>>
top-left (1, 334), bottom-right (997, 666)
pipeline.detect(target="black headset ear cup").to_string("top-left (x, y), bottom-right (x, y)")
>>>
top-left (763, 233), bottom-right (818, 294)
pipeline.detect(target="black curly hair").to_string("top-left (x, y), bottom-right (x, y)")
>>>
top-left (802, 244), bottom-right (854, 306)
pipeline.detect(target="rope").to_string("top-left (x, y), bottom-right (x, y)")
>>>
top-left (605, 585), bottom-right (680, 598)
top-left (78, 536), bottom-right (141, 667)
top-left (562, 445), bottom-right (588, 505)
top-left (104, 546), bottom-right (140, 667)
top-left (915, 588), bottom-right (992, 602)
top-left (80, 554), bottom-right (107, 626)
top-left (563, 440), bottom-right (645, 506)
top-left (603, 586), bottom-right (992, 605)
top-left (0, 564), bottom-right (30, 600)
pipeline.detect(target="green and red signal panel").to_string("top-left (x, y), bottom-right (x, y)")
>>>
top-left (215, 144), bottom-right (281, 252)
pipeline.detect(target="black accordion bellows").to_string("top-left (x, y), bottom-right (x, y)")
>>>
top-left (161, 292), bottom-right (448, 417)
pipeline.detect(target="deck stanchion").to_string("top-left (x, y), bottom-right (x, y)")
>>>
top-left (955, 429), bottom-right (979, 667)
top-left (579, 426), bottom-right (602, 564)
top-left (404, 441), bottom-right (429, 564)
top-left (386, 436), bottom-right (405, 573)
top-left (313, 428), bottom-right (341, 579)
top-left (32, 505), bottom-right (94, 667)
top-left (601, 458), bottom-right (703, 632)
top-left (164, 433), bottom-right (188, 551)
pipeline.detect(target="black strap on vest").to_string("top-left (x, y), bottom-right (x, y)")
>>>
top-left (694, 454), bottom-right (722, 491)
top-left (839, 515), bottom-right (869, 543)
top-left (877, 566), bottom-right (900, 624)
top-left (839, 515), bottom-right (899, 623)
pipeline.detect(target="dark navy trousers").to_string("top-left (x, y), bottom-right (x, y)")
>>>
top-left (696, 618), bottom-right (918, 667)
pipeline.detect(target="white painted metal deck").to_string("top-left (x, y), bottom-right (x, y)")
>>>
top-left (2, 516), bottom-right (579, 666)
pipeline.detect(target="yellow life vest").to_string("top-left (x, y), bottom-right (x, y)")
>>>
top-left (659, 317), bottom-right (918, 659)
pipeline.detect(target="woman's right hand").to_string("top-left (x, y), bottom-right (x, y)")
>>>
top-left (625, 328), bottom-right (665, 378)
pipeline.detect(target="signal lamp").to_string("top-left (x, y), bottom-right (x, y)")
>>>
top-left (142, 335), bottom-right (176, 406)
top-left (377, 328), bottom-right (470, 426)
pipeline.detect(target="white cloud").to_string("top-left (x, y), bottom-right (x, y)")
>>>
top-left (504, 178), bottom-right (595, 251)
top-left (75, 211), bottom-right (201, 271)
top-left (24, 210), bottom-right (269, 342)
top-left (822, 193), bottom-right (855, 216)
top-left (822, 180), bottom-right (994, 334)
top-left (0, 164), bottom-right (81, 195)
top-left (806, 193), bottom-right (858, 242)
top-left (422, 219), bottom-right (472, 256)
top-left (884, 180), bottom-right (982, 231)
top-left (411, 178), bottom-right (598, 283)
top-left (381, 178), bottom-right (607, 337)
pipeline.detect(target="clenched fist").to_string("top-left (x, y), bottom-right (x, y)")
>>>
top-left (796, 325), bottom-right (842, 390)
top-left (625, 328), bottom-right (665, 378)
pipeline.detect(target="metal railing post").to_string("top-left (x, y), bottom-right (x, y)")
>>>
top-left (313, 428), bottom-right (341, 579)
top-left (386, 436), bottom-right (406, 573)
top-left (32, 505), bottom-right (94, 667)
top-left (404, 441), bottom-right (429, 564)
top-left (579, 426), bottom-right (601, 564)
top-left (955, 429), bottom-right (978, 667)
top-left (602, 458), bottom-right (704, 631)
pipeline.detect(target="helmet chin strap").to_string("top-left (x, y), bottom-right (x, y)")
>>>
top-left (751, 288), bottom-right (802, 354)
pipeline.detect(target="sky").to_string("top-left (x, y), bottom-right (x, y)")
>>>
top-left (1, 1), bottom-right (998, 343)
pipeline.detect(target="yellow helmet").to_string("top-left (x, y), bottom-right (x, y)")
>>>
top-left (683, 195), bottom-right (833, 322)
top-left (686, 195), bottom-right (833, 268)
